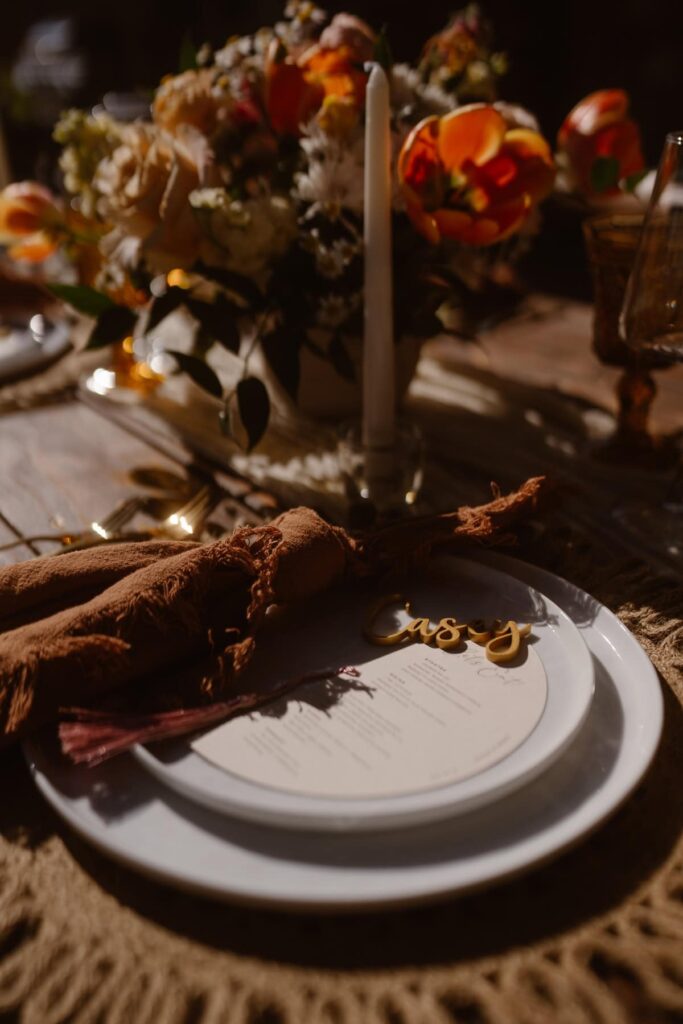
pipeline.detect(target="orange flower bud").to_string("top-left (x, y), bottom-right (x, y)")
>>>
top-left (264, 39), bottom-right (325, 136)
top-left (0, 182), bottom-right (62, 262)
top-left (398, 104), bottom-right (555, 246)
top-left (0, 181), bottom-right (60, 236)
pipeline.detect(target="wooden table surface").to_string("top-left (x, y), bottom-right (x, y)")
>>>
top-left (1, 295), bottom-right (680, 569)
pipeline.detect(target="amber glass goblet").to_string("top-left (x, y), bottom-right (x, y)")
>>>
top-left (613, 131), bottom-right (683, 565)
top-left (622, 131), bottom-right (683, 361)
top-left (583, 214), bottom-right (672, 463)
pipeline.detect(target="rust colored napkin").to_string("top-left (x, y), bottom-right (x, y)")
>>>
top-left (0, 479), bottom-right (545, 762)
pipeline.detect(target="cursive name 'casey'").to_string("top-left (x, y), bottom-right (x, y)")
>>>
top-left (363, 594), bottom-right (531, 664)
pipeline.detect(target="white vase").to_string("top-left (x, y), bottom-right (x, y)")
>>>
top-left (266, 333), bottom-right (423, 420)
top-left (148, 314), bottom-right (423, 423)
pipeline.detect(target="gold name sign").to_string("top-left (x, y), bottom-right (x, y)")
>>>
top-left (363, 594), bottom-right (531, 664)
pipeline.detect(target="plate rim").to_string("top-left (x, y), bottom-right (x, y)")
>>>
top-left (24, 552), bottom-right (663, 911)
top-left (0, 318), bottom-right (71, 383)
top-left (132, 554), bottom-right (595, 831)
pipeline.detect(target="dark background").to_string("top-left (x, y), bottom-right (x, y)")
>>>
top-left (1, 0), bottom-right (681, 297)
top-left (2, 0), bottom-right (682, 170)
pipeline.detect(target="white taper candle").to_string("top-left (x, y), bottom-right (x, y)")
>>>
top-left (362, 63), bottom-right (395, 454)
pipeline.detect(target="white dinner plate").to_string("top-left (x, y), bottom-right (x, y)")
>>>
top-left (0, 316), bottom-right (71, 383)
top-left (133, 557), bottom-right (594, 831)
top-left (24, 553), bottom-right (662, 911)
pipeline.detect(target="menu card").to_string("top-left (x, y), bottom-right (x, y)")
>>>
top-left (192, 639), bottom-right (547, 799)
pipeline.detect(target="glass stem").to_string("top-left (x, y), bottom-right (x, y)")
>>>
top-left (616, 366), bottom-right (656, 449)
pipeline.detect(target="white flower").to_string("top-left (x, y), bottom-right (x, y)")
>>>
top-left (192, 191), bottom-right (297, 280)
top-left (189, 187), bottom-right (232, 212)
top-left (317, 292), bottom-right (359, 328)
top-left (391, 63), bottom-right (452, 119)
top-left (314, 236), bottom-right (361, 279)
top-left (295, 119), bottom-right (409, 215)
top-left (295, 122), bottom-right (366, 214)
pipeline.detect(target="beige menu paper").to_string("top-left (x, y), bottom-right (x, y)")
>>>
top-left (192, 641), bottom-right (547, 799)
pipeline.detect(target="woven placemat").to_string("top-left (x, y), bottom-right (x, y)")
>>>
top-left (1, 535), bottom-right (681, 1024)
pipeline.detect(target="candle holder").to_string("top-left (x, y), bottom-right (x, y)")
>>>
top-left (337, 418), bottom-right (424, 524)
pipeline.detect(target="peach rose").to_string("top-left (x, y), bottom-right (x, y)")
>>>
top-left (557, 89), bottom-right (644, 197)
top-left (153, 68), bottom-right (243, 138)
top-left (318, 13), bottom-right (375, 63)
top-left (94, 123), bottom-right (210, 272)
top-left (398, 104), bottom-right (555, 246)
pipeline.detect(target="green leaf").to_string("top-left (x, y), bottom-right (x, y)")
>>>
top-left (328, 334), bottom-right (356, 381)
top-left (48, 283), bottom-right (115, 318)
top-left (624, 169), bottom-right (648, 193)
top-left (373, 27), bottom-right (394, 71)
top-left (179, 33), bottom-right (198, 72)
top-left (146, 287), bottom-right (186, 333)
top-left (192, 324), bottom-right (215, 359)
top-left (192, 261), bottom-right (265, 310)
top-left (166, 350), bottom-right (223, 399)
top-left (185, 294), bottom-right (241, 354)
top-left (237, 376), bottom-right (270, 451)
top-left (85, 306), bottom-right (138, 349)
top-left (262, 327), bottom-right (300, 401)
top-left (590, 156), bottom-right (620, 194)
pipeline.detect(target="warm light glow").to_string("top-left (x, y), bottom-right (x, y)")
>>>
top-left (166, 268), bottom-right (191, 289)
top-left (149, 353), bottom-right (168, 375)
top-left (122, 335), bottom-right (135, 354)
top-left (89, 368), bottom-right (117, 395)
top-left (134, 360), bottom-right (163, 381)
top-left (166, 511), bottom-right (194, 534)
top-left (29, 315), bottom-right (45, 338)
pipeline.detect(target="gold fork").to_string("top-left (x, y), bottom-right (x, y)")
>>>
top-left (158, 484), bottom-right (215, 539)
top-left (0, 485), bottom-right (218, 555)
top-left (0, 497), bottom-right (141, 553)
top-left (60, 484), bottom-right (217, 550)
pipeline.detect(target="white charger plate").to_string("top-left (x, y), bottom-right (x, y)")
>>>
top-left (24, 553), bottom-right (662, 911)
top-left (133, 557), bottom-right (594, 831)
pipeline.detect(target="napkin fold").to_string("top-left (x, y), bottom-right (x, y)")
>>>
top-left (0, 477), bottom-right (546, 763)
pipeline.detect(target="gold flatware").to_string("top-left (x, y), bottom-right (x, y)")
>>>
top-left (52, 485), bottom-right (218, 553)
top-left (0, 497), bottom-right (141, 553)
top-left (0, 484), bottom-right (221, 556)
top-left (160, 484), bottom-right (215, 538)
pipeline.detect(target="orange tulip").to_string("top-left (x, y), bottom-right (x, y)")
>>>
top-left (265, 30), bottom-right (369, 137)
top-left (0, 182), bottom-right (63, 261)
top-left (398, 104), bottom-right (555, 246)
top-left (265, 41), bottom-right (326, 137)
top-left (557, 89), bottom-right (644, 197)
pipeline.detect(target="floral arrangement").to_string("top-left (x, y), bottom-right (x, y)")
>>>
top-left (0, 3), bottom-right (557, 447)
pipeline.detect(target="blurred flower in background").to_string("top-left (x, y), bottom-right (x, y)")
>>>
top-left (557, 89), bottom-right (645, 199)
top-left (398, 104), bottom-right (555, 245)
